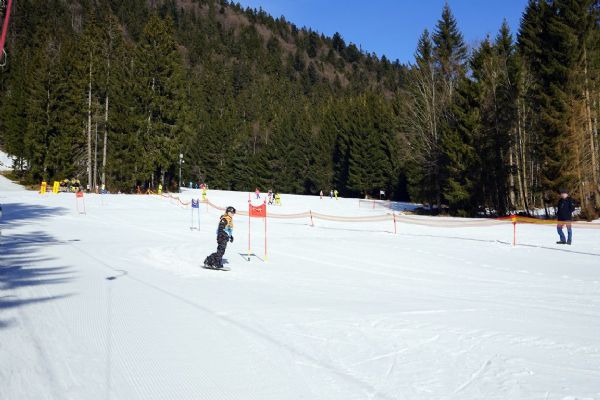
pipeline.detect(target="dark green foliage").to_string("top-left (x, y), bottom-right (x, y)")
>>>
top-left (440, 78), bottom-right (481, 215)
top-left (1, 0), bottom-right (598, 218)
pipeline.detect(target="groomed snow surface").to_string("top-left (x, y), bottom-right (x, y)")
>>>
top-left (1, 174), bottom-right (600, 400)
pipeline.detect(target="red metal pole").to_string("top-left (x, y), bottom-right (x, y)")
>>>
top-left (0, 0), bottom-right (13, 61)
top-left (264, 200), bottom-right (267, 261)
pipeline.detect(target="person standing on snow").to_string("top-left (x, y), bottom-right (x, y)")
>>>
top-left (204, 206), bottom-right (236, 269)
top-left (556, 188), bottom-right (575, 245)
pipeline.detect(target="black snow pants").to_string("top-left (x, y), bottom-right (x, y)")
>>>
top-left (204, 234), bottom-right (229, 267)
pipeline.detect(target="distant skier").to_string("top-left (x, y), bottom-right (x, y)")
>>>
top-left (329, 189), bottom-right (333, 199)
top-left (333, 189), bottom-right (339, 200)
top-left (255, 187), bottom-right (261, 199)
top-left (267, 189), bottom-right (274, 205)
top-left (319, 190), bottom-right (323, 199)
top-left (556, 188), bottom-right (575, 245)
top-left (204, 206), bottom-right (236, 269)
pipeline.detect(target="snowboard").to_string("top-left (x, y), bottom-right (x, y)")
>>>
top-left (202, 264), bottom-right (231, 271)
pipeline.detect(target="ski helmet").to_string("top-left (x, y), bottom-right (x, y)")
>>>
top-left (226, 206), bottom-right (236, 214)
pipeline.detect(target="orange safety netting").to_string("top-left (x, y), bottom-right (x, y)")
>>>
top-left (148, 193), bottom-right (600, 229)
top-left (497, 215), bottom-right (600, 229)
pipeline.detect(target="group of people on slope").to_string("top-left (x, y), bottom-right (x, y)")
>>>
top-left (255, 187), bottom-right (281, 205)
top-left (319, 189), bottom-right (339, 200)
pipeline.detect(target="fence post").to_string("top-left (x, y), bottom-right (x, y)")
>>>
top-left (309, 210), bottom-right (314, 227)
top-left (512, 216), bottom-right (517, 246)
top-left (393, 213), bottom-right (397, 234)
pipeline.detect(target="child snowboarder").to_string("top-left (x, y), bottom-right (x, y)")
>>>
top-left (204, 206), bottom-right (236, 269)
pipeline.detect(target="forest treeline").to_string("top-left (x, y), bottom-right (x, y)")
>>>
top-left (0, 0), bottom-right (598, 218)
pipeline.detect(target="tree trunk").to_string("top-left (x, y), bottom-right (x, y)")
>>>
top-left (102, 95), bottom-right (108, 188)
top-left (583, 46), bottom-right (599, 207)
top-left (93, 121), bottom-right (98, 191)
top-left (87, 51), bottom-right (92, 190)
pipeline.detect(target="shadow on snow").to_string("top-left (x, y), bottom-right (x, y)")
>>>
top-left (0, 203), bottom-right (74, 330)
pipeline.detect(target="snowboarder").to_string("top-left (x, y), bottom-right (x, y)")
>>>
top-left (556, 188), bottom-right (575, 245)
top-left (204, 206), bottom-right (236, 269)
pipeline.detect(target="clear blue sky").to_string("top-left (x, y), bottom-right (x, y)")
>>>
top-left (235, 0), bottom-right (529, 64)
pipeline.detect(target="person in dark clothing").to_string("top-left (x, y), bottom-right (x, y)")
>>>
top-left (204, 206), bottom-right (236, 269)
top-left (556, 188), bottom-right (575, 245)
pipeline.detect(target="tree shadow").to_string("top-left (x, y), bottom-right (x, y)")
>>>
top-left (0, 203), bottom-right (74, 330)
top-left (1, 202), bottom-right (69, 229)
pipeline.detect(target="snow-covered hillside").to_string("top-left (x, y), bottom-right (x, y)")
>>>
top-left (0, 149), bottom-right (12, 171)
top-left (1, 170), bottom-right (600, 399)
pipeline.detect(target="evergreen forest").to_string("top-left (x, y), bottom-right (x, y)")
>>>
top-left (0, 0), bottom-right (599, 218)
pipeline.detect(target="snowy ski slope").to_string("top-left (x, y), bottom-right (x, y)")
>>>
top-left (1, 170), bottom-right (600, 400)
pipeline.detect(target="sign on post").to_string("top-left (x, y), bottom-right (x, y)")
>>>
top-left (190, 198), bottom-right (200, 230)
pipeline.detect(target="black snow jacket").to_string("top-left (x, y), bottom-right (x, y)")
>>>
top-left (556, 197), bottom-right (575, 221)
top-left (216, 214), bottom-right (233, 242)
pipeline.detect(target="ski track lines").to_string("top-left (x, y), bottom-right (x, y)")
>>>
top-left (278, 235), bottom-right (600, 319)
top-left (271, 244), bottom-right (598, 321)
top-left (270, 238), bottom-right (600, 397)
top-left (65, 243), bottom-right (246, 400)
top-left (65, 241), bottom-right (392, 400)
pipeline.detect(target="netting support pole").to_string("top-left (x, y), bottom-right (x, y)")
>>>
top-left (393, 213), bottom-right (397, 234)
top-left (512, 216), bottom-right (517, 246)
top-left (247, 194), bottom-right (251, 261)
top-left (309, 210), bottom-right (314, 227)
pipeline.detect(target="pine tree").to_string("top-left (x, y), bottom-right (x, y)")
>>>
top-left (440, 77), bottom-right (481, 216)
top-left (133, 14), bottom-right (188, 188)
